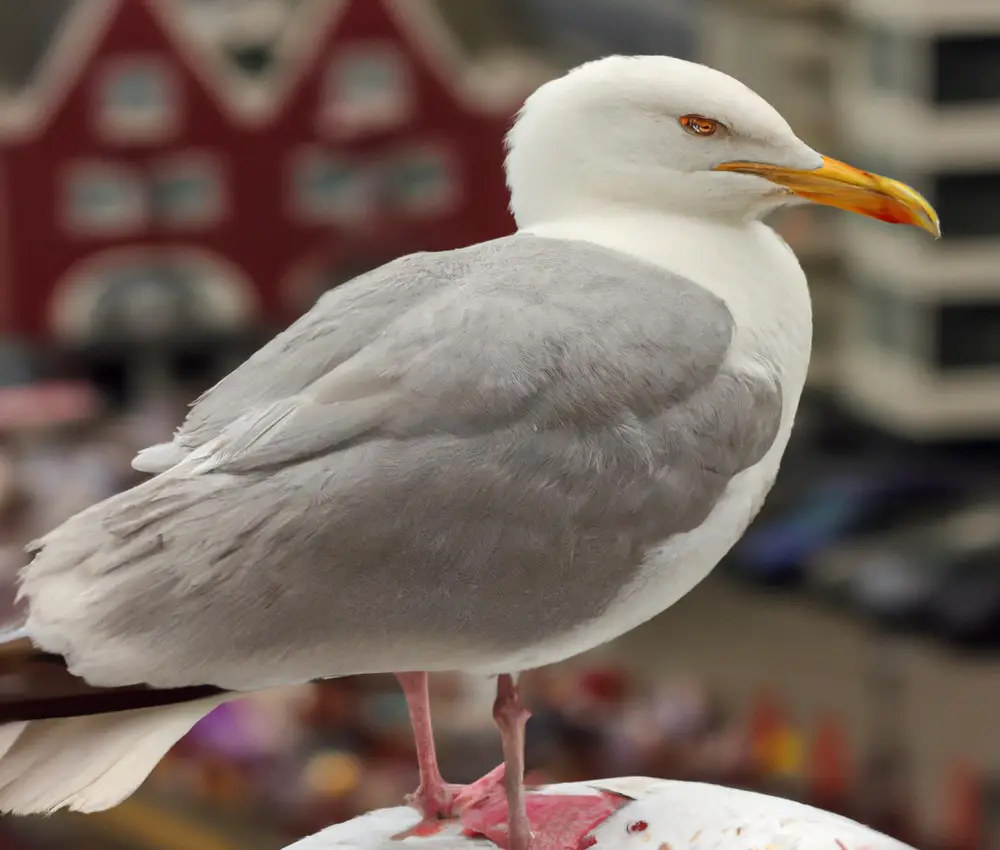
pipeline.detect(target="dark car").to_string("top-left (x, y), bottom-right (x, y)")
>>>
top-left (815, 500), bottom-right (1000, 640)
top-left (928, 547), bottom-right (1000, 647)
top-left (727, 470), bottom-right (960, 587)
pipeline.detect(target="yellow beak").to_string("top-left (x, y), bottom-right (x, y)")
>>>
top-left (713, 156), bottom-right (940, 238)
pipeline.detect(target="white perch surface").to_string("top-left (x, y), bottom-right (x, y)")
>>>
top-left (285, 778), bottom-right (916, 850)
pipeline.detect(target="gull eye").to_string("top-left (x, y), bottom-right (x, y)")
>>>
top-left (680, 115), bottom-right (720, 137)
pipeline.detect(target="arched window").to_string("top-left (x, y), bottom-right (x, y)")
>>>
top-left (94, 56), bottom-right (179, 143)
top-left (63, 161), bottom-right (147, 236)
top-left (319, 42), bottom-right (413, 137)
top-left (51, 249), bottom-right (257, 344)
top-left (288, 146), bottom-right (374, 223)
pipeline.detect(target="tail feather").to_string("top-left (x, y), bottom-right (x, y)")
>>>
top-left (0, 632), bottom-right (235, 814)
top-left (0, 722), bottom-right (27, 761)
top-left (0, 695), bottom-right (229, 814)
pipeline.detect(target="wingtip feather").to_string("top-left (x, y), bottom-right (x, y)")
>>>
top-left (131, 443), bottom-right (187, 474)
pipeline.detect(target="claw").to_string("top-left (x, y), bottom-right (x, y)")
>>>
top-left (395, 764), bottom-right (509, 841)
top-left (460, 789), bottom-right (630, 850)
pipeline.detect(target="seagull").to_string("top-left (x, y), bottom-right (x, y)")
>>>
top-left (0, 55), bottom-right (937, 850)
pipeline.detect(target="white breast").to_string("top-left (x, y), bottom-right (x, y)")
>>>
top-left (470, 214), bottom-right (813, 674)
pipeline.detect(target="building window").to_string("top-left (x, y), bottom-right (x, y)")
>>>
top-left (860, 23), bottom-right (927, 98)
top-left (152, 153), bottom-right (225, 228)
top-left (289, 147), bottom-right (372, 223)
top-left (864, 25), bottom-right (906, 93)
top-left (388, 145), bottom-right (458, 216)
top-left (319, 43), bottom-right (412, 137)
top-left (862, 284), bottom-right (899, 351)
top-left (95, 56), bottom-right (178, 143)
top-left (933, 170), bottom-right (1000, 239)
top-left (935, 301), bottom-right (1000, 371)
top-left (53, 250), bottom-right (256, 344)
top-left (95, 267), bottom-right (199, 342)
top-left (63, 162), bottom-right (147, 236)
top-left (933, 34), bottom-right (1000, 105)
top-left (802, 259), bottom-right (843, 353)
top-left (857, 279), bottom-right (922, 359)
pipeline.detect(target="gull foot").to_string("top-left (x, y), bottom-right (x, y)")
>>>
top-left (395, 764), bottom-right (508, 839)
top-left (459, 786), bottom-right (630, 850)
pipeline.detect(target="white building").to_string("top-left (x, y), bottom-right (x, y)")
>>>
top-left (832, 0), bottom-right (1000, 438)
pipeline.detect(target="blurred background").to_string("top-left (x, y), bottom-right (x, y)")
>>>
top-left (0, 0), bottom-right (998, 848)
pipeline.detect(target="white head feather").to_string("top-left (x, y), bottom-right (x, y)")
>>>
top-left (505, 56), bottom-right (823, 227)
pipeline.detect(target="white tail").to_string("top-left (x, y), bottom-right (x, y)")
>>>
top-left (0, 694), bottom-right (229, 814)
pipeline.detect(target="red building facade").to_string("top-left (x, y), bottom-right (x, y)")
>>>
top-left (0, 0), bottom-right (544, 349)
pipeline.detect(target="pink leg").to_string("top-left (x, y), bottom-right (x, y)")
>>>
top-left (494, 673), bottom-right (533, 850)
top-left (394, 672), bottom-right (508, 840)
top-left (396, 672), bottom-right (624, 850)
top-left (396, 671), bottom-right (453, 818)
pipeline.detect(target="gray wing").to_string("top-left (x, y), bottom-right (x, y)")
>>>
top-left (132, 248), bottom-right (467, 472)
top-left (22, 235), bottom-right (782, 692)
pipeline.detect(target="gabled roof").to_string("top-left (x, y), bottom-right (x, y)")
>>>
top-left (0, 0), bottom-right (340, 139)
top-left (0, 0), bottom-right (553, 141)
top-left (383, 0), bottom-right (553, 114)
top-left (0, 0), bottom-right (120, 139)
top-left (152, 0), bottom-right (349, 126)
top-left (165, 0), bottom-right (553, 119)
top-left (0, 1), bottom-right (75, 94)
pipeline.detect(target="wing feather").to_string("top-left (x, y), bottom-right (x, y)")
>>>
top-left (134, 248), bottom-right (463, 471)
top-left (24, 235), bottom-right (783, 692)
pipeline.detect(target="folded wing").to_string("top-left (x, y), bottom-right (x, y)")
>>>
top-left (23, 235), bottom-right (782, 696)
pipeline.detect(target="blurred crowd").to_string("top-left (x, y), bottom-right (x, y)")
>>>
top-left (106, 662), bottom-right (980, 850)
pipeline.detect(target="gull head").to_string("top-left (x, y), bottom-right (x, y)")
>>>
top-left (506, 55), bottom-right (939, 237)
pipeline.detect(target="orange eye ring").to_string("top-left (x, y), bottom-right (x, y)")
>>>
top-left (680, 115), bottom-right (720, 137)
